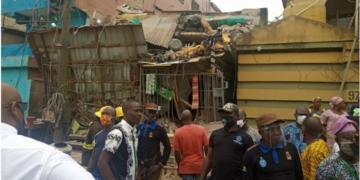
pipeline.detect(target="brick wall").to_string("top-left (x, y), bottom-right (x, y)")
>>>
top-left (144, 0), bottom-right (212, 12)
top-left (74, 0), bottom-right (215, 19)
top-left (74, 0), bottom-right (134, 18)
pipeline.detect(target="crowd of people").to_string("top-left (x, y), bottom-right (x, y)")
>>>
top-left (1, 81), bottom-right (359, 180)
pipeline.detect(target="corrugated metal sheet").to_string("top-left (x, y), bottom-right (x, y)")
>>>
top-left (27, 24), bottom-right (148, 121)
top-left (237, 48), bottom-right (359, 122)
top-left (141, 14), bottom-right (180, 48)
top-left (235, 16), bottom-right (359, 125)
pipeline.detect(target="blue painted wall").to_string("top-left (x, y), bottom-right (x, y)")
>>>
top-left (2, 56), bottom-right (31, 118)
top-left (2, 0), bottom-right (87, 122)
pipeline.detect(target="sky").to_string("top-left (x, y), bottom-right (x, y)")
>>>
top-left (211, 0), bottom-right (285, 22)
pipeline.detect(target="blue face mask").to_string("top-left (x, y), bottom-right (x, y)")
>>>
top-left (221, 116), bottom-right (235, 128)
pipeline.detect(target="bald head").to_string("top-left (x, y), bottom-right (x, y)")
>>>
top-left (2, 82), bottom-right (22, 104)
top-left (238, 109), bottom-right (246, 119)
top-left (295, 106), bottom-right (310, 116)
top-left (181, 110), bottom-right (193, 122)
top-left (302, 116), bottom-right (322, 137)
top-left (1, 82), bottom-right (24, 131)
top-left (102, 106), bottom-right (116, 117)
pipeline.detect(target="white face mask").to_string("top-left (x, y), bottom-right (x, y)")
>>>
top-left (237, 119), bottom-right (245, 127)
top-left (296, 115), bottom-right (307, 125)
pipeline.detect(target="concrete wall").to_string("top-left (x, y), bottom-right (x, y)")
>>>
top-left (1, 56), bottom-right (31, 118)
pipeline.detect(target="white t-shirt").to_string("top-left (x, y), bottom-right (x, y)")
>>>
top-left (246, 127), bottom-right (262, 143)
top-left (1, 123), bottom-right (94, 180)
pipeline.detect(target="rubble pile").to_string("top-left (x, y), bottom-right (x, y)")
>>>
top-left (144, 13), bottom-right (226, 63)
top-left (111, 4), bottom-right (148, 24)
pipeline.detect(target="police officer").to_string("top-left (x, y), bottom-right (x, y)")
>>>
top-left (242, 113), bottom-right (303, 180)
top-left (200, 102), bottom-right (254, 180)
top-left (137, 103), bottom-right (171, 180)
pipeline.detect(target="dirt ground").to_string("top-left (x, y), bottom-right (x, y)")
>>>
top-left (70, 150), bottom-right (182, 180)
top-left (70, 150), bottom-right (82, 164)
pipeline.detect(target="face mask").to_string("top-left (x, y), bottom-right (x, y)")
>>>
top-left (237, 119), bottom-right (245, 127)
top-left (221, 116), bottom-right (235, 128)
top-left (100, 114), bottom-right (113, 127)
top-left (296, 115), bottom-right (307, 125)
top-left (340, 141), bottom-right (358, 157)
top-left (15, 116), bottom-right (25, 135)
top-left (10, 109), bottom-right (25, 135)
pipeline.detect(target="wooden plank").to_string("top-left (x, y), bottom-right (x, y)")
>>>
top-left (66, 141), bottom-right (83, 151)
top-left (68, 134), bottom-right (86, 141)
top-left (235, 42), bottom-right (345, 51)
top-left (237, 70), bottom-right (359, 82)
top-left (237, 89), bottom-right (359, 102)
top-left (241, 107), bottom-right (296, 120)
top-left (238, 52), bottom-right (359, 64)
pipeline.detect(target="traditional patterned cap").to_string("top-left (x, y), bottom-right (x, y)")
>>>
top-left (334, 116), bottom-right (356, 136)
top-left (218, 102), bottom-right (239, 114)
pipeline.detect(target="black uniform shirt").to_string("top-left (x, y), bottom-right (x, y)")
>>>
top-left (209, 128), bottom-right (254, 180)
top-left (136, 120), bottom-right (171, 165)
top-left (242, 142), bottom-right (304, 180)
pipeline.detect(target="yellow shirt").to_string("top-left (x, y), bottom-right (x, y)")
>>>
top-left (300, 139), bottom-right (330, 180)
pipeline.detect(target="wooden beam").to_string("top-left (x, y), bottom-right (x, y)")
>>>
top-left (241, 107), bottom-right (296, 120)
top-left (237, 70), bottom-right (359, 82)
top-left (53, 0), bottom-right (71, 143)
top-left (238, 52), bottom-right (359, 64)
top-left (235, 42), bottom-right (346, 51)
top-left (237, 88), bottom-right (359, 102)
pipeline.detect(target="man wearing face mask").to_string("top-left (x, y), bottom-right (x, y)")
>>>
top-left (242, 113), bottom-right (303, 180)
top-left (237, 109), bottom-right (262, 143)
top-left (1, 82), bottom-right (95, 180)
top-left (200, 102), bottom-right (254, 180)
top-left (87, 106), bottom-right (117, 179)
top-left (136, 102), bottom-right (171, 180)
top-left (316, 116), bottom-right (359, 179)
top-left (283, 106), bottom-right (310, 154)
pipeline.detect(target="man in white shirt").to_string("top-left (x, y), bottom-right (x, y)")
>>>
top-left (98, 99), bottom-right (142, 180)
top-left (237, 109), bottom-right (262, 143)
top-left (1, 82), bottom-right (94, 180)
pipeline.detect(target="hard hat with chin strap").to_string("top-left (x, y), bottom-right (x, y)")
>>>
top-left (95, 106), bottom-right (112, 118)
top-left (116, 107), bottom-right (124, 117)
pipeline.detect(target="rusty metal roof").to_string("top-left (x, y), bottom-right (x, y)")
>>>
top-left (27, 24), bottom-right (148, 121)
top-left (141, 13), bottom-right (180, 48)
top-left (28, 24), bottom-right (148, 64)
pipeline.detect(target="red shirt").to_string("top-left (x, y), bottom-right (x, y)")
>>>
top-left (172, 124), bottom-right (209, 174)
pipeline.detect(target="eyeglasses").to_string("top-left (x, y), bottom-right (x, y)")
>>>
top-left (5, 101), bottom-right (28, 111)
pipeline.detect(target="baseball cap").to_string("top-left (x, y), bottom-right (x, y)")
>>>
top-left (145, 103), bottom-right (158, 111)
top-left (218, 102), bottom-right (239, 114)
top-left (95, 106), bottom-right (112, 118)
top-left (255, 113), bottom-right (285, 129)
